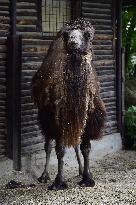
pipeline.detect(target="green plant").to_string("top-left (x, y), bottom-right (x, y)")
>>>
top-left (125, 106), bottom-right (136, 149)
top-left (122, 6), bottom-right (136, 79)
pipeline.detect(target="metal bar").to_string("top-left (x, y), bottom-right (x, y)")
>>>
top-left (116, 0), bottom-right (123, 136)
top-left (62, 0), bottom-right (65, 27)
top-left (49, 0), bottom-right (51, 36)
top-left (55, 0), bottom-right (58, 35)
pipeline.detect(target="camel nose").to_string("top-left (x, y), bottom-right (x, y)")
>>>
top-left (69, 41), bottom-right (77, 47)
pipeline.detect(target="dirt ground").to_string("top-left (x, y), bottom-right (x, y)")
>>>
top-left (0, 150), bottom-right (136, 205)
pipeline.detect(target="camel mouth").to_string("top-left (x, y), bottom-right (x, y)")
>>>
top-left (67, 44), bottom-right (83, 54)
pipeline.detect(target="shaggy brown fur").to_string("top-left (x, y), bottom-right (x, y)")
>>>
top-left (32, 19), bottom-right (106, 148)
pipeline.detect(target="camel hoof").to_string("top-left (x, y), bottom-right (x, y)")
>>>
top-left (79, 167), bottom-right (83, 176)
top-left (38, 172), bottom-right (50, 183)
top-left (78, 177), bottom-right (95, 187)
top-left (48, 181), bottom-right (68, 190)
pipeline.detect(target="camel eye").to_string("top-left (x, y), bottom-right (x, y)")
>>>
top-left (84, 31), bottom-right (90, 40)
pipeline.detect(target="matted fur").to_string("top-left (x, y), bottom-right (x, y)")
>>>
top-left (32, 19), bottom-right (106, 147)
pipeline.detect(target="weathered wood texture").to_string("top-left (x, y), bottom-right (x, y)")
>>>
top-left (0, 0), bottom-right (10, 157)
top-left (17, 0), bottom-right (117, 154)
top-left (16, 0), bottom-right (44, 153)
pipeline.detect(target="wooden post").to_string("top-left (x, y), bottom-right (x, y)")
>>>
top-left (6, 0), bottom-right (22, 171)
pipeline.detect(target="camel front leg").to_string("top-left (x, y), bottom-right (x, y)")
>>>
top-left (49, 142), bottom-right (68, 190)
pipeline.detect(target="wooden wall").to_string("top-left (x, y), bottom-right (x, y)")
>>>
top-left (18, 0), bottom-right (117, 154)
top-left (0, 0), bottom-right (10, 158)
top-left (16, 0), bottom-right (45, 153)
top-left (82, 0), bottom-right (117, 135)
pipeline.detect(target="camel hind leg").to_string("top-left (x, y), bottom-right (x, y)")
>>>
top-left (38, 139), bottom-right (52, 183)
top-left (79, 97), bottom-right (106, 187)
top-left (38, 107), bottom-right (56, 183)
top-left (79, 137), bottom-right (95, 187)
top-left (74, 146), bottom-right (83, 175)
